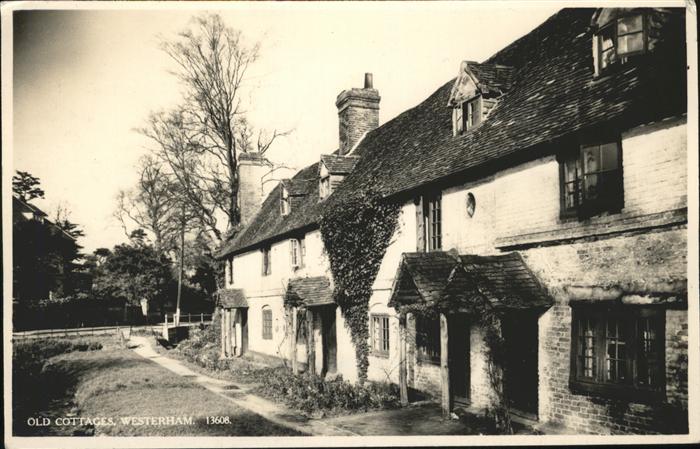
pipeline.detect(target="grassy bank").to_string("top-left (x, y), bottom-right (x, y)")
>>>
top-left (12, 336), bottom-right (302, 436)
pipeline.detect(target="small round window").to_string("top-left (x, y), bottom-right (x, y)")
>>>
top-left (466, 193), bottom-right (476, 218)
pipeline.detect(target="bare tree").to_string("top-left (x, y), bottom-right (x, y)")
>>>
top-left (115, 155), bottom-right (180, 254)
top-left (140, 14), bottom-right (288, 245)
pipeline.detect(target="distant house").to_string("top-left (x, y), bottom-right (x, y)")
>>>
top-left (216, 8), bottom-right (688, 434)
top-left (13, 196), bottom-right (78, 301)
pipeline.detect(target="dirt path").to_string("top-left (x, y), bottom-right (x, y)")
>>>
top-left (128, 336), bottom-right (358, 436)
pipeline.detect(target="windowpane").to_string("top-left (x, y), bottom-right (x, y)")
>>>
top-left (416, 317), bottom-right (440, 362)
top-left (424, 193), bottom-right (442, 251)
top-left (372, 315), bottom-right (390, 354)
top-left (600, 26), bottom-right (615, 50)
top-left (606, 319), bottom-right (628, 382)
top-left (582, 145), bottom-right (600, 174)
top-left (600, 142), bottom-right (620, 170)
top-left (454, 107), bottom-right (464, 134)
top-left (617, 15), bottom-right (643, 35)
top-left (618, 33), bottom-right (644, 55)
top-left (638, 317), bottom-right (661, 388)
top-left (578, 317), bottom-right (596, 378)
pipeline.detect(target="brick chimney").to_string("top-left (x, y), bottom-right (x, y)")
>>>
top-left (237, 152), bottom-right (272, 227)
top-left (335, 73), bottom-right (380, 155)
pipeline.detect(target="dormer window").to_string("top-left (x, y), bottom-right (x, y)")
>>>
top-left (320, 176), bottom-right (331, 199)
top-left (453, 97), bottom-right (482, 136)
top-left (594, 11), bottom-right (647, 75)
top-left (448, 61), bottom-right (512, 136)
top-left (281, 187), bottom-right (290, 216)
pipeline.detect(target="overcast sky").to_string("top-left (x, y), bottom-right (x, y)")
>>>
top-left (12, 2), bottom-right (560, 252)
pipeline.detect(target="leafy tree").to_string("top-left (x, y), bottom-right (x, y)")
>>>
top-left (12, 171), bottom-right (45, 202)
top-left (92, 242), bottom-right (175, 319)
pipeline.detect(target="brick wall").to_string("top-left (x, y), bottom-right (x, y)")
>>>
top-left (529, 228), bottom-right (688, 434)
top-left (336, 88), bottom-right (380, 155)
top-left (238, 154), bottom-right (271, 227)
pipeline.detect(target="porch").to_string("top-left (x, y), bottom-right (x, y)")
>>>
top-left (388, 251), bottom-right (553, 418)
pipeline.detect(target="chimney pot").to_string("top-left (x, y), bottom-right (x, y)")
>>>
top-left (364, 73), bottom-right (373, 89)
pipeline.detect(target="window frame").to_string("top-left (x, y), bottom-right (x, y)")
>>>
top-left (559, 135), bottom-right (624, 219)
top-left (281, 188), bottom-right (291, 216)
top-left (453, 97), bottom-right (483, 136)
top-left (261, 246), bottom-right (272, 276)
top-left (371, 314), bottom-right (391, 358)
top-left (262, 307), bottom-right (273, 340)
top-left (227, 258), bottom-right (234, 285)
top-left (569, 304), bottom-right (666, 402)
top-left (596, 12), bottom-right (648, 74)
top-left (319, 176), bottom-right (331, 200)
top-left (290, 238), bottom-right (301, 269)
top-left (423, 192), bottom-right (442, 251)
top-left (415, 315), bottom-right (441, 365)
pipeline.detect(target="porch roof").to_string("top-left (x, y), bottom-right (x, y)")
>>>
top-left (285, 276), bottom-right (334, 307)
top-left (388, 251), bottom-right (553, 312)
top-left (215, 288), bottom-right (248, 309)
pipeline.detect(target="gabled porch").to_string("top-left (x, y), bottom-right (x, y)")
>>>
top-left (388, 251), bottom-right (553, 418)
top-left (215, 288), bottom-right (249, 358)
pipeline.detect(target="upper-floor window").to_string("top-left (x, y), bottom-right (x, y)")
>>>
top-left (227, 258), bottom-right (234, 285)
top-left (570, 305), bottom-right (665, 401)
top-left (262, 307), bottom-right (273, 340)
top-left (290, 237), bottom-right (305, 269)
top-left (262, 246), bottom-right (272, 276)
top-left (596, 13), bottom-right (646, 74)
top-left (371, 314), bottom-right (390, 357)
top-left (319, 176), bottom-right (331, 200)
top-left (281, 187), bottom-right (290, 216)
top-left (453, 97), bottom-right (482, 135)
top-left (560, 138), bottom-right (623, 219)
top-left (424, 192), bottom-right (442, 251)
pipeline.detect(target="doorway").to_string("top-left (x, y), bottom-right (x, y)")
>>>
top-left (319, 305), bottom-right (337, 376)
top-left (448, 313), bottom-right (470, 406)
top-left (239, 308), bottom-right (248, 354)
top-left (501, 310), bottom-right (539, 418)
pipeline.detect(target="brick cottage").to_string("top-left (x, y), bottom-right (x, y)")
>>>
top-left (214, 8), bottom-right (689, 434)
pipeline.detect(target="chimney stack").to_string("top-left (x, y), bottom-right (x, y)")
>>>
top-left (336, 73), bottom-right (380, 155)
top-left (237, 152), bottom-right (272, 227)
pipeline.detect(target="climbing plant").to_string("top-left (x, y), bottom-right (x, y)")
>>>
top-left (319, 189), bottom-right (401, 382)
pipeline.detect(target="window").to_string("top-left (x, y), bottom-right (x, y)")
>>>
top-left (596, 13), bottom-right (646, 73)
top-left (560, 139), bottom-right (623, 218)
top-left (320, 176), bottom-right (331, 199)
top-left (371, 315), bottom-right (390, 357)
top-left (227, 258), bottom-right (234, 285)
top-left (570, 306), bottom-right (665, 400)
top-left (416, 316), bottom-right (441, 364)
top-left (262, 247), bottom-right (271, 276)
top-left (290, 238), bottom-right (304, 269)
top-left (262, 307), bottom-right (273, 340)
top-left (453, 98), bottom-right (482, 135)
top-left (423, 192), bottom-right (442, 251)
top-left (281, 188), bottom-right (290, 216)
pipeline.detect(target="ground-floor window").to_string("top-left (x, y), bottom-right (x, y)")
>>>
top-left (570, 305), bottom-right (665, 400)
top-left (371, 314), bottom-right (390, 357)
top-left (416, 316), bottom-right (441, 364)
top-left (262, 307), bottom-right (273, 340)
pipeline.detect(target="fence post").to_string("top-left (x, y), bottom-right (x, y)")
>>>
top-left (200, 313), bottom-right (204, 324)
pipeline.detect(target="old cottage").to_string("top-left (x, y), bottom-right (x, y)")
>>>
top-left (215, 8), bottom-right (689, 434)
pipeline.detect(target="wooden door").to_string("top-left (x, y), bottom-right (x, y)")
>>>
top-left (321, 305), bottom-right (337, 375)
top-left (502, 311), bottom-right (539, 417)
top-left (240, 308), bottom-right (249, 354)
top-left (448, 314), bottom-right (470, 405)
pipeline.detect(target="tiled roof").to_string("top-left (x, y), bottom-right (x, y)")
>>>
top-left (459, 253), bottom-right (553, 309)
top-left (332, 8), bottom-right (686, 201)
top-left (388, 251), bottom-right (552, 310)
top-left (320, 154), bottom-right (360, 174)
top-left (217, 163), bottom-right (323, 257)
top-left (220, 8), bottom-right (686, 257)
top-left (285, 276), bottom-right (334, 307)
top-left (467, 62), bottom-right (515, 95)
top-left (216, 288), bottom-right (248, 308)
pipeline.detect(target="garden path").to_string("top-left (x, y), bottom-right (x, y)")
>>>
top-left (128, 335), bottom-right (357, 436)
